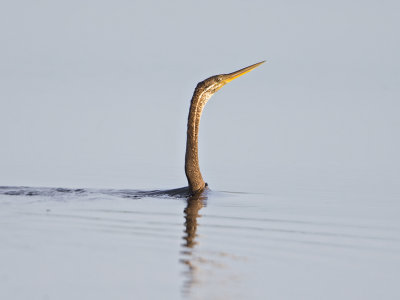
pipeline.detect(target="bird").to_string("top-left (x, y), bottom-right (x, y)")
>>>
top-left (185, 61), bottom-right (265, 195)
top-left (0, 61), bottom-right (265, 199)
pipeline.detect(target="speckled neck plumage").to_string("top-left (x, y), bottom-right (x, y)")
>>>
top-left (184, 84), bottom-right (213, 195)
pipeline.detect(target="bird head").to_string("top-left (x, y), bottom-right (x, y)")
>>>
top-left (195, 61), bottom-right (265, 96)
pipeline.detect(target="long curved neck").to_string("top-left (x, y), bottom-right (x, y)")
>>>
top-left (185, 87), bottom-right (212, 194)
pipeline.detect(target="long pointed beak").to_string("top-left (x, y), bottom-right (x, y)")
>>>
top-left (222, 61), bottom-right (265, 84)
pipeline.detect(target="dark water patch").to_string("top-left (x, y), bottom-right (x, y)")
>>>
top-left (0, 186), bottom-right (90, 197)
top-left (0, 185), bottom-right (192, 200)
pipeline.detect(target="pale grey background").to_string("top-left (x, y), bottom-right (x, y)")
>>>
top-left (1, 0), bottom-right (399, 197)
top-left (1, 2), bottom-right (400, 300)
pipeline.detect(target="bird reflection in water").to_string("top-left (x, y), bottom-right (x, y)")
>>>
top-left (180, 189), bottom-right (208, 296)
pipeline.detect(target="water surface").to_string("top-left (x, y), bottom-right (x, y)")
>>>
top-left (1, 186), bottom-right (399, 300)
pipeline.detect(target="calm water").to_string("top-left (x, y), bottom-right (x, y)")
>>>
top-left (0, 185), bottom-right (399, 300)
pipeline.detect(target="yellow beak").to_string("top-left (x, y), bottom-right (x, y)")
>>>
top-left (222, 61), bottom-right (266, 84)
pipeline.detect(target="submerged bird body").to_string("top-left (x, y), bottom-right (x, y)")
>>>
top-left (185, 61), bottom-right (265, 195)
